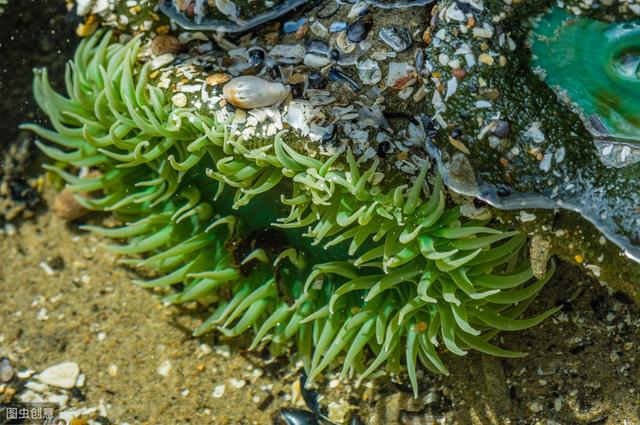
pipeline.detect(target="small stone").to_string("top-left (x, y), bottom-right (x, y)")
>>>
top-left (229, 378), bottom-right (246, 389)
top-left (26, 380), bottom-right (49, 393)
top-left (151, 53), bottom-right (175, 70)
top-left (53, 188), bottom-right (89, 221)
top-left (528, 400), bottom-right (544, 413)
top-left (151, 34), bottom-right (181, 56)
top-left (36, 362), bottom-right (80, 389)
top-left (327, 400), bottom-right (351, 423)
top-left (107, 364), bottom-right (118, 377)
top-left (171, 93), bottom-right (188, 107)
top-left (478, 53), bottom-right (494, 65)
top-left (17, 369), bottom-right (35, 379)
top-left (493, 120), bottom-right (510, 138)
top-left (157, 360), bottom-right (172, 377)
top-left (530, 235), bottom-right (551, 279)
top-left (76, 16), bottom-right (98, 38)
top-left (1, 357), bottom-right (15, 383)
top-left (75, 0), bottom-right (94, 16)
top-left (212, 384), bottom-right (225, 398)
top-left (554, 397), bottom-right (563, 411)
top-left (206, 73), bottom-right (232, 86)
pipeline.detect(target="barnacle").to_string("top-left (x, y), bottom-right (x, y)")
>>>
top-left (23, 31), bottom-right (559, 395)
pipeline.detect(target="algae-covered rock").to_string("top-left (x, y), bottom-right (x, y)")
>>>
top-left (423, 0), bottom-right (640, 298)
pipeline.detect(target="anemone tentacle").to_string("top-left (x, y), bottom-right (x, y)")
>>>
top-left (24, 31), bottom-right (558, 396)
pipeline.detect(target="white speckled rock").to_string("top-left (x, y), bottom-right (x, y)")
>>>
top-left (36, 362), bottom-right (80, 389)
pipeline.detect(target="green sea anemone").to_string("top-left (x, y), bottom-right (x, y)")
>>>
top-left (23, 30), bottom-right (559, 395)
top-left (531, 6), bottom-right (640, 143)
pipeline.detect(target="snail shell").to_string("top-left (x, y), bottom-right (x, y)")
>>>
top-left (222, 76), bottom-right (290, 109)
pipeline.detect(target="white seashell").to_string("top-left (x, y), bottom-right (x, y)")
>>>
top-left (76, 0), bottom-right (95, 17)
top-left (269, 44), bottom-right (306, 64)
top-left (357, 59), bottom-right (382, 85)
top-left (215, 0), bottom-right (238, 18)
top-left (347, 1), bottom-right (369, 19)
top-left (303, 53), bottom-right (331, 68)
top-left (223, 76), bottom-right (290, 109)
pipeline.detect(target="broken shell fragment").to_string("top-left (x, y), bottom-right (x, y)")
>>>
top-left (223, 76), bottom-right (290, 109)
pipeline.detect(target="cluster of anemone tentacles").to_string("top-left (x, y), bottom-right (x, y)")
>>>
top-left (24, 31), bottom-right (558, 396)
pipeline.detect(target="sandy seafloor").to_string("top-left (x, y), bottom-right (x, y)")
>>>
top-left (1, 202), bottom-right (639, 425)
top-left (1, 1), bottom-right (639, 424)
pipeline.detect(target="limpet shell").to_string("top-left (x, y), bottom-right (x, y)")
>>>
top-left (223, 76), bottom-right (290, 109)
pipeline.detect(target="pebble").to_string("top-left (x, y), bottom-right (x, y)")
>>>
top-left (171, 93), bottom-right (188, 107)
top-left (53, 188), bottom-right (89, 221)
top-left (36, 362), bottom-right (80, 389)
top-left (493, 120), bottom-right (510, 138)
top-left (151, 34), bottom-right (181, 56)
top-left (317, 0), bottom-right (339, 19)
top-left (75, 0), bottom-right (94, 16)
top-left (0, 357), bottom-right (14, 382)
top-left (356, 59), bottom-right (382, 85)
top-left (327, 400), bottom-right (351, 423)
top-left (199, 343), bottom-right (212, 355)
top-left (478, 53), bottom-right (494, 65)
top-left (528, 400), bottom-right (544, 413)
top-left (151, 53), bottom-right (175, 70)
top-left (229, 378), bottom-right (246, 389)
top-left (157, 360), bottom-right (172, 377)
top-left (310, 21), bottom-right (328, 37)
top-left (206, 73), bottom-right (232, 86)
top-left (212, 384), bottom-right (225, 398)
top-left (107, 364), bottom-right (118, 377)
top-left (17, 369), bottom-right (35, 379)
top-left (76, 16), bottom-right (98, 37)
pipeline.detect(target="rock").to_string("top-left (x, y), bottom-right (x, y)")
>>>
top-left (0, 357), bottom-right (14, 382)
top-left (530, 235), bottom-right (552, 279)
top-left (528, 400), bottom-right (544, 413)
top-left (327, 399), bottom-right (351, 423)
top-left (75, 0), bottom-right (95, 17)
top-left (212, 384), bottom-right (225, 398)
top-left (53, 188), bottom-right (89, 221)
top-left (156, 360), bottom-right (172, 377)
top-left (171, 93), bottom-right (187, 107)
top-left (36, 362), bottom-right (80, 389)
top-left (151, 34), bottom-right (181, 56)
top-left (206, 73), bottom-right (232, 86)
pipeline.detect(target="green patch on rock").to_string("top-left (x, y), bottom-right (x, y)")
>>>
top-left (531, 7), bottom-right (640, 142)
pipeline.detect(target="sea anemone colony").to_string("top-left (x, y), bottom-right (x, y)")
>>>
top-left (22, 0), bottom-right (578, 395)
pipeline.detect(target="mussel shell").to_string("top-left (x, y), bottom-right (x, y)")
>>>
top-left (365, 0), bottom-right (437, 8)
top-left (273, 409), bottom-right (320, 425)
top-left (159, 0), bottom-right (309, 33)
